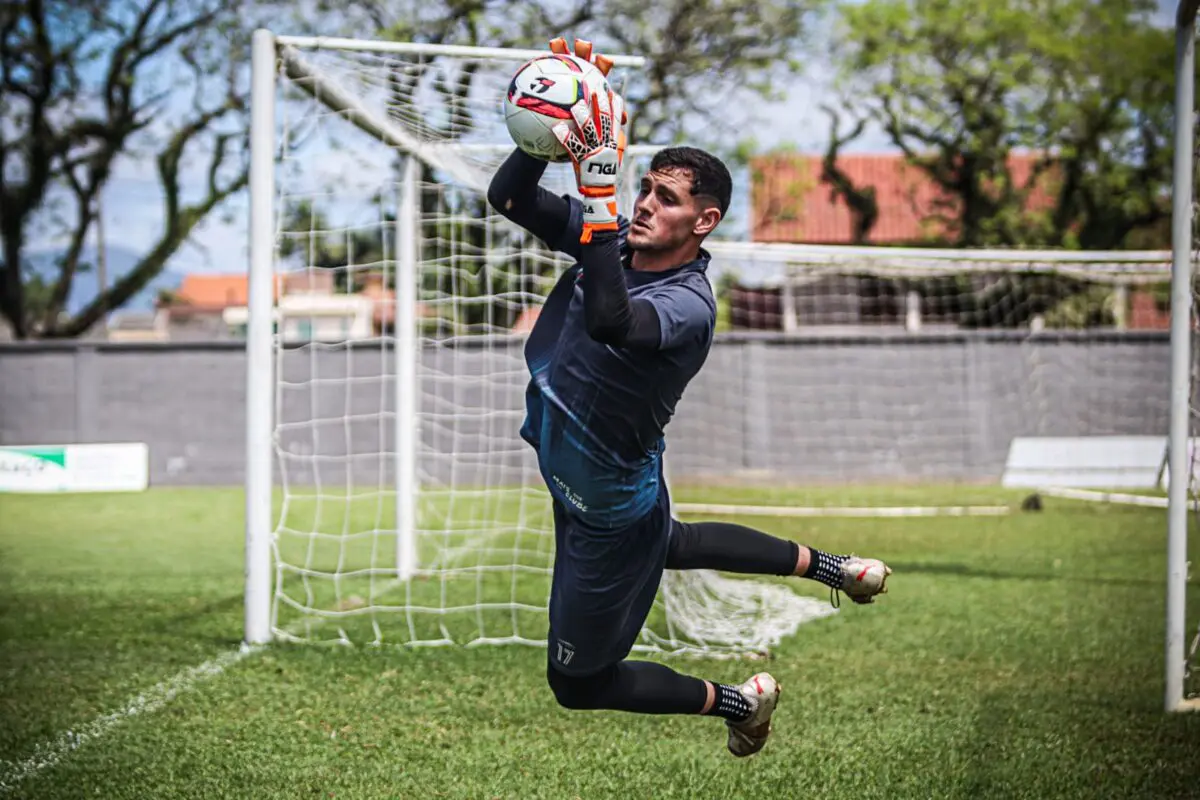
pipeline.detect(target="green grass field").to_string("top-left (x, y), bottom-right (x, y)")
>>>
top-left (2, 486), bottom-right (1200, 799)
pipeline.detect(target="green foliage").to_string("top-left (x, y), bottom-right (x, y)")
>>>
top-left (1039, 284), bottom-right (1118, 329)
top-left (713, 269), bottom-right (742, 332)
top-left (418, 189), bottom-right (550, 334)
top-left (277, 200), bottom-right (392, 293)
top-left (951, 273), bottom-right (1112, 329)
top-left (278, 192), bottom-right (550, 334)
top-left (833, 0), bottom-right (1175, 250)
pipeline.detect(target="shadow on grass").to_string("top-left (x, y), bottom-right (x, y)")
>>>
top-left (157, 592), bottom-right (244, 628)
top-left (961, 686), bottom-right (1200, 799)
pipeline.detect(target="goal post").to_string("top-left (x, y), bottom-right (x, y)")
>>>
top-left (394, 155), bottom-right (420, 581)
top-left (245, 28), bottom-right (276, 646)
top-left (1167, 0), bottom-right (1200, 714)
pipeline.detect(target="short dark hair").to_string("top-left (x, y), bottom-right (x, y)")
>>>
top-left (648, 146), bottom-right (732, 219)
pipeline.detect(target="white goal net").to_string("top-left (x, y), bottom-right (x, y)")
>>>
top-left (245, 33), bottom-right (1174, 658)
top-left (248, 34), bottom-right (842, 653)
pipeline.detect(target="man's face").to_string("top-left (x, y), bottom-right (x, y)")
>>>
top-left (626, 167), bottom-right (715, 252)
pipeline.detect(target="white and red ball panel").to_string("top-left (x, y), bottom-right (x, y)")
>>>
top-left (504, 54), bottom-right (609, 162)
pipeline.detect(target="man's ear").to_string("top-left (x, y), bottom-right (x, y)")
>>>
top-left (693, 206), bottom-right (722, 237)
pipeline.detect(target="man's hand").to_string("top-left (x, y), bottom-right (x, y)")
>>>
top-left (547, 38), bottom-right (627, 244)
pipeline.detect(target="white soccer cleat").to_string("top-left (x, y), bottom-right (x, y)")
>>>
top-left (839, 556), bottom-right (892, 604)
top-left (726, 672), bottom-right (781, 757)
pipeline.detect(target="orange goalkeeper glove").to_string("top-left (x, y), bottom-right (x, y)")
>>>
top-left (547, 38), bottom-right (628, 244)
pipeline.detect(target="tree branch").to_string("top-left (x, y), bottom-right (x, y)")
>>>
top-left (819, 104), bottom-right (878, 244)
top-left (42, 183), bottom-right (98, 329)
top-left (49, 109), bottom-right (248, 338)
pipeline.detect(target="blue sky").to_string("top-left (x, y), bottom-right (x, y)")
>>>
top-left (41, 0), bottom-right (1181, 311)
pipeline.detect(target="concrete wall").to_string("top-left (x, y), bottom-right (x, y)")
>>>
top-left (0, 331), bottom-right (1170, 487)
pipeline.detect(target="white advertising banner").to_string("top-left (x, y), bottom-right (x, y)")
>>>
top-left (0, 443), bottom-right (149, 493)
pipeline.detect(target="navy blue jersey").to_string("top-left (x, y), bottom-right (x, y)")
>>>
top-left (520, 197), bottom-right (716, 531)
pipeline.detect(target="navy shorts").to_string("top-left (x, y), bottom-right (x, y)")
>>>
top-left (546, 481), bottom-right (672, 676)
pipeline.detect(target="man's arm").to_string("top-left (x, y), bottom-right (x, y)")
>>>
top-left (577, 230), bottom-right (662, 349)
top-left (486, 149), bottom-right (576, 252)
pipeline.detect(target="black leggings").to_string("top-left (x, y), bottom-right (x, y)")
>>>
top-left (546, 519), bottom-right (799, 713)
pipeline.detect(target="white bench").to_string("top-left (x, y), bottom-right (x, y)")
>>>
top-left (1001, 436), bottom-right (1166, 490)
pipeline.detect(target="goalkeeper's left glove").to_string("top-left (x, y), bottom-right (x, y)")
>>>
top-left (548, 38), bottom-right (627, 244)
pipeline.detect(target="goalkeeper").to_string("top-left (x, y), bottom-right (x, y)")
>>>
top-left (487, 37), bottom-right (892, 757)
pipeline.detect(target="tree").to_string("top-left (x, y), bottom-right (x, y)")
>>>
top-left (832, 0), bottom-right (1175, 249)
top-left (0, 0), bottom-right (249, 339)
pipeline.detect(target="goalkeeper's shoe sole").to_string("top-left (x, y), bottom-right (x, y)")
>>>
top-left (839, 556), bottom-right (892, 604)
top-left (726, 672), bottom-right (781, 757)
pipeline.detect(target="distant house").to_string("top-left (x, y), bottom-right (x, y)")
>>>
top-left (739, 152), bottom-right (1167, 331)
top-left (106, 310), bottom-right (170, 342)
top-left (160, 270), bottom-right (386, 342)
top-left (222, 270), bottom-right (380, 342)
top-left (160, 273), bottom-right (258, 340)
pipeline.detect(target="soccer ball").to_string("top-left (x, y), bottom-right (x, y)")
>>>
top-left (504, 53), bottom-right (610, 162)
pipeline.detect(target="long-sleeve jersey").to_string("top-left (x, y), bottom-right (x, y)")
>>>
top-left (488, 150), bottom-right (716, 530)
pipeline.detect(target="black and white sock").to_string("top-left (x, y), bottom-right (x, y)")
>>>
top-left (803, 548), bottom-right (850, 590)
top-left (704, 683), bottom-right (754, 723)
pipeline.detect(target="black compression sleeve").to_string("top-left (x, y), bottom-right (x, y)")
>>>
top-left (486, 149), bottom-right (572, 248)
top-left (578, 230), bottom-right (661, 349)
top-left (665, 519), bottom-right (800, 576)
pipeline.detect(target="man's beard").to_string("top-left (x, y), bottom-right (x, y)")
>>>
top-left (626, 231), bottom-right (676, 252)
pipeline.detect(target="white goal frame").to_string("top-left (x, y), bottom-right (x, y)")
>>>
top-left (1167, 0), bottom-right (1200, 714)
top-left (243, 25), bottom-right (1199, 700)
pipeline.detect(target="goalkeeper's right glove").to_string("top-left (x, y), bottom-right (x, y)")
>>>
top-left (547, 38), bottom-right (628, 244)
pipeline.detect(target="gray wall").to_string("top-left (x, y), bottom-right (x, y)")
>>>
top-left (0, 332), bottom-right (1170, 487)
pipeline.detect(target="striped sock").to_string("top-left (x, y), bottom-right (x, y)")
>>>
top-left (803, 548), bottom-right (850, 590)
top-left (704, 683), bottom-right (754, 722)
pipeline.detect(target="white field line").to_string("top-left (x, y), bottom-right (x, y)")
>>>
top-left (674, 502), bottom-right (1012, 518)
top-left (1036, 486), bottom-right (1169, 508)
top-left (0, 643), bottom-right (264, 794)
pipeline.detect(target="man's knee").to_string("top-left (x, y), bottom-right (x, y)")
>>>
top-left (546, 661), bottom-right (615, 710)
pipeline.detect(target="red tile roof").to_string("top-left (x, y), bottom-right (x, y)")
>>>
top-left (173, 271), bottom-right (341, 310)
top-left (173, 274), bottom-right (255, 309)
top-left (751, 153), bottom-right (1057, 244)
top-left (512, 307), bottom-right (541, 333)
